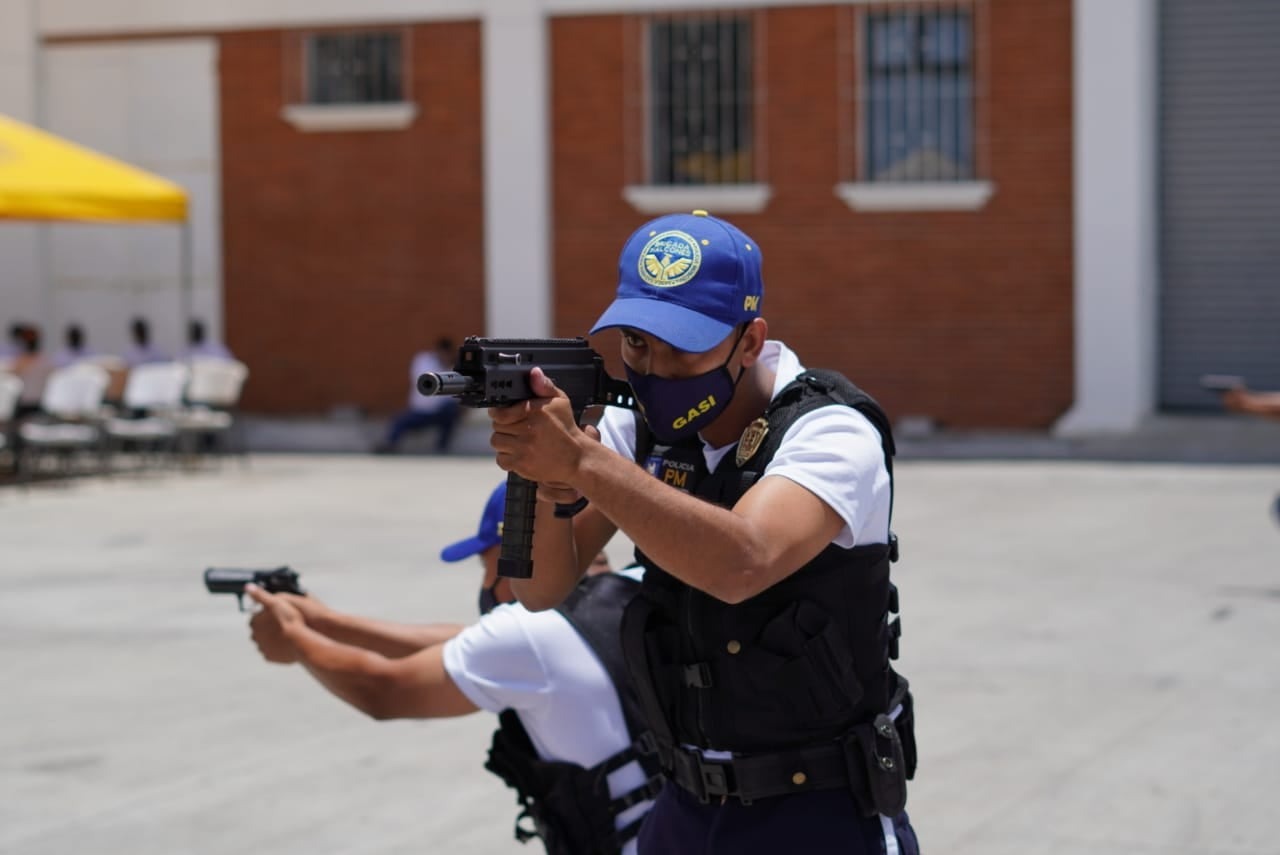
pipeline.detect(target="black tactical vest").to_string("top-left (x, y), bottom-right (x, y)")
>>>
top-left (621, 370), bottom-right (915, 812)
top-left (484, 572), bottom-right (663, 855)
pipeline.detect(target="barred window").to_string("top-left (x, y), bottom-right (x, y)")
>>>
top-left (647, 13), bottom-right (756, 185)
top-left (859, 3), bottom-right (981, 182)
top-left (304, 31), bottom-right (405, 105)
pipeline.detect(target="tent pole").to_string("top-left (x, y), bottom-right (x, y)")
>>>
top-left (180, 220), bottom-right (192, 358)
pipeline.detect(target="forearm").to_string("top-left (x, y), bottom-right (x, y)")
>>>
top-left (572, 442), bottom-right (769, 603)
top-left (513, 500), bottom-right (584, 611)
top-left (514, 501), bottom-right (619, 611)
top-left (312, 611), bottom-right (465, 658)
top-left (284, 622), bottom-right (399, 718)
top-left (1243, 392), bottom-right (1280, 417)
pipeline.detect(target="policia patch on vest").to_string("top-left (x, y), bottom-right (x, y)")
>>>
top-left (642, 442), bottom-right (705, 494)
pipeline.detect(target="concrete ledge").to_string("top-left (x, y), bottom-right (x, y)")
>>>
top-left (240, 410), bottom-right (495, 456)
top-left (238, 412), bottom-right (1280, 464)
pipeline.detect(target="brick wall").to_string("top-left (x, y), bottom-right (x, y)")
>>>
top-left (551, 1), bottom-right (1073, 429)
top-left (220, 21), bottom-right (484, 414)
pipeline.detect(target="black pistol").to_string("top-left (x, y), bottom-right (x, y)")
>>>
top-left (417, 336), bottom-right (638, 579)
top-left (204, 566), bottom-right (305, 611)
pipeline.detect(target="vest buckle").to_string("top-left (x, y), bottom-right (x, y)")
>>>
top-left (696, 756), bottom-right (735, 804)
top-left (669, 747), bottom-right (740, 804)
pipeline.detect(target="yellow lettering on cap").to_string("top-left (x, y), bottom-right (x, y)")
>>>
top-left (744, 295), bottom-right (760, 312)
top-left (692, 209), bottom-right (709, 217)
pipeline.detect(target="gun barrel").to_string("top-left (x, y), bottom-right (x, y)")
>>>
top-left (204, 567), bottom-right (254, 594)
top-left (418, 370), bottom-right (478, 397)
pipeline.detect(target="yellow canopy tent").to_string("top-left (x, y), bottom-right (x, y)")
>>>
top-left (0, 112), bottom-right (194, 343)
top-left (0, 114), bottom-right (187, 222)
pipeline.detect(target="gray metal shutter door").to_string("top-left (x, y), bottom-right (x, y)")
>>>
top-left (1159, 0), bottom-right (1280, 408)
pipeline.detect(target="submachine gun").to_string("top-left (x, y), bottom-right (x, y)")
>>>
top-left (417, 336), bottom-right (637, 580)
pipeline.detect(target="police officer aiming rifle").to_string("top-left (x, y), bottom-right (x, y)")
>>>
top-left (486, 210), bottom-right (920, 854)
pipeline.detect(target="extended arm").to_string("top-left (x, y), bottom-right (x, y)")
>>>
top-left (309, 608), bottom-right (466, 659)
top-left (247, 586), bottom-right (477, 720)
top-left (1224, 389), bottom-right (1280, 420)
top-left (254, 593), bottom-right (465, 659)
top-left (574, 444), bottom-right (843, 603)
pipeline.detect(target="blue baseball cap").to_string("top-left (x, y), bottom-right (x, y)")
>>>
top-left (590, 210), bottom-right (764, 353)
top-left (440, 481), bottom-right (506, 562)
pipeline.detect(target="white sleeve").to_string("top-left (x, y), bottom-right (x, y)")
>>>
top-left (441, 606), bottom-right (552, 715)
top-left (762, 406), bottom-right (892, 549)
top-left (596, 406), bottom-right (638, 459)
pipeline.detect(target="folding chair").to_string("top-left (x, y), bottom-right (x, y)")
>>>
top-left (0, 372), bottom-right (22, 474)
top-left (16, 363), bottom-right (110, 480)
top-left (82, 354), bottom-right (129, 406)
top-left (173, 358), bottom-right (249, 460)
top-left (103, 362), bottom-right (190, 470)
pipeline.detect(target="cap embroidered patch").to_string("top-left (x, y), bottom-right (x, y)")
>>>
top-left (638, 230), bottom-right (702, 288)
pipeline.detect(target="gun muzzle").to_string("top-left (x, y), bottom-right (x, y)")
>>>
top-left (204, 567), bottom-right (254, 594)
top-left (417, 371), bottom-right (477, 396)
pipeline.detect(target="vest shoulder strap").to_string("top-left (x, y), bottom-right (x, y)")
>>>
top-left (765, 368), bottom-right (896, 470)
top-left (737, 368), bottom-right (897, 528)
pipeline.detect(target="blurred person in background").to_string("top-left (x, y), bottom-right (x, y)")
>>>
top-left (245, 481), bottom-right (659, 855)
top-left (1223, 387), bottom-right (1280, 420)
top-left (124, 316), bottom-right (168, 367)
top-left (373, 336), bottom-right (462, 454)
top-left (10, 324), bottom-right (54, 416)
top-left (1221, 385), bottom-right (1280, 525)
top-left (184, 318), bottom-right (234, 361)
top-left (51, 323), bottom-right (94, 367)
top-left (1, 321), bottom-right (27, 361)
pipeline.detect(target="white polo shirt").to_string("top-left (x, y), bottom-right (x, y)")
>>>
top-left (442, 567), bottom-right (650, 854)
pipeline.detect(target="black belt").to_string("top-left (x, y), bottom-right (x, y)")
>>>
top-left (662, 679), bottom-right (912, 812)
top-left (666, 740), bottom-right (855, 805)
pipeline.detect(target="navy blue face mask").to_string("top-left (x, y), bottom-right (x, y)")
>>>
top-left (624, 327), bottom-right (748, 443)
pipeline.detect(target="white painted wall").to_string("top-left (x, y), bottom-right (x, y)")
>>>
top-left (40, 39), bottom-right (222, 360)
top-left (1056, 0), bottom-right (1158, 435)
top-left (0, 0), bottom-right (43, 343)
top-left (483, 4), bottom-right (550, 337)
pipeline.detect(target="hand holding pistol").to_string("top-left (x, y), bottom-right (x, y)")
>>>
top-left (204, 566), bottom-right (305, 611)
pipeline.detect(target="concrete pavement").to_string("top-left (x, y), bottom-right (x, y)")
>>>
top-left (2, 454), bottom-right (1278, 854)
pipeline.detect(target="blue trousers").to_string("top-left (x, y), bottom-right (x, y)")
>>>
top-left (384, 401), bottom-right (460, 451)
top-left (638, 781), bottom-right (919, 855)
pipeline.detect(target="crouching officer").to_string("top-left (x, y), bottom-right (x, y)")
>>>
top-left (486, 211), bottom-right (920, 854)
top-left (246, 481), bottom-right (661, 854)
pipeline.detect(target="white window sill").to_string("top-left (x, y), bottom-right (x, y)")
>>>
top-left (835, 181), bottom-right (994, 212)
top-left (281, 103), bottom-right (419, 133)
top-left (623, 184), bottom-right (772, 215)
